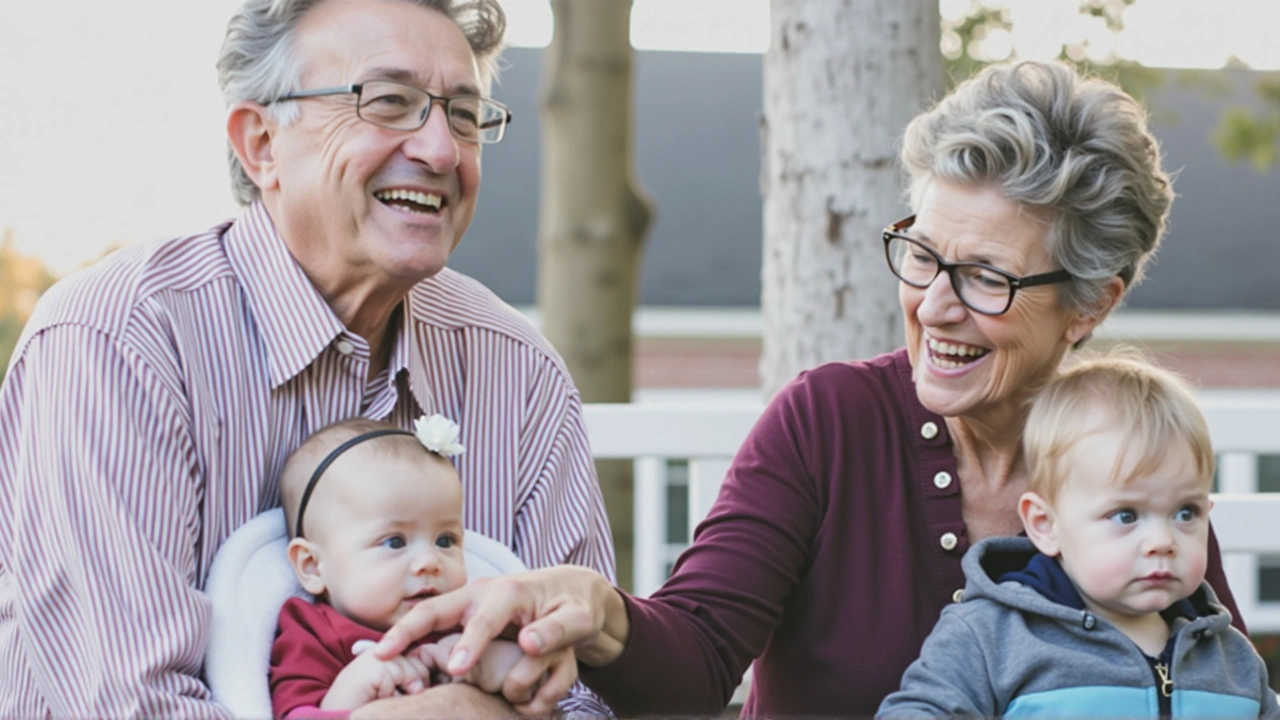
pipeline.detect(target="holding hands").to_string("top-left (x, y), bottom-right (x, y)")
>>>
top-left (375, 566), bottom-right (630, 714)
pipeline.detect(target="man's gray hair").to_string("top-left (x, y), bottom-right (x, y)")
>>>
top-left (900, 60), bottom-right (1173, 336)
top-left (216, 0), bottom-right (505, 206)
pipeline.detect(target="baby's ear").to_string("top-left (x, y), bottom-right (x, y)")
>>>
top-left (287, 538), bottom-right (327, 595)
top-left (1018, 491), bottom-right (1061, 557)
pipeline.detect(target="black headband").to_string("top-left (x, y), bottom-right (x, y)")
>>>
top-left (294, 428), bottom-right (414, 539)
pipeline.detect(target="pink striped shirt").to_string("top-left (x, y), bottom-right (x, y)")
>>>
top-left (0, 202), bottom-right (616, 718)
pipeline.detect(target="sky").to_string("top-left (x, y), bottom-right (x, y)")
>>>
top-left (2, 0), bottom-right (1279, 275)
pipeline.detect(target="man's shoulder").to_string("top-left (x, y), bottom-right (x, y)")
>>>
top-left (20, 221), bottom-right (235, 342)
top-left (407, 268), bottom-right (568, 369)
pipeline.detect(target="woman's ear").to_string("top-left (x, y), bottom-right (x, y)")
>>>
top-left (1064, 276), bottom-right (1125, 345)
top-left (1019, 491), bottom-right (1062, 557)
top-left (226, 101), bottom-right (279, 195)
top-left (287, 537), bottom-right (327, 596)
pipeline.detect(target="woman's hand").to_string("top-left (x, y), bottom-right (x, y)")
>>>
top-left (374, 566), bottom-right (630, 708)
top-left (415, 634), bottom-right (575, 717)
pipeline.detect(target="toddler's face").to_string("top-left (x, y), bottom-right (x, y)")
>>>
top-left (302, 451), bottom-right (468, 631)
top-left (1045, 429), bottom-right (1211, 629)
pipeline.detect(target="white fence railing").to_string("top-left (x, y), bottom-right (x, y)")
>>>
top-left (583, 390), bottom-right (1280, 634)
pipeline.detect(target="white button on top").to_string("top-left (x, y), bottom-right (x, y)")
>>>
top-left (933, 471), bottom-right (953, 489)
top-left (335, 340), bottom-right (355, 356)
top-left (952, 588), bottom-right (965, 603)
top-left (940, 532), bottom-right (958, 551)
top-left (921, 421), bottom-right (939, 440)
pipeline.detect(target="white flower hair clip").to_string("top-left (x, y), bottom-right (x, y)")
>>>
top-left (413, 414), bottom-right (466, 457)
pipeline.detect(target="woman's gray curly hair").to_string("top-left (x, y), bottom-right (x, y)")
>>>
top-left (216, 0), bottom-right (506, 206)
top-left (900, 60), bottom-right (1173, 334)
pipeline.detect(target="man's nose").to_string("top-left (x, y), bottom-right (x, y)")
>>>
top-left (403, 102), bottom-right (461, 172)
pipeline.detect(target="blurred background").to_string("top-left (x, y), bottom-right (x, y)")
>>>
top-left (3, 0), bottom-right (1279, 685)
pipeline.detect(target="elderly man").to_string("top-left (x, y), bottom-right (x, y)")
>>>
top-left (0, 0), bottom-right (613, 717)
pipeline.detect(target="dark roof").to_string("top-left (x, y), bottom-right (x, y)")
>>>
top-left (451, 49), bottom-right (1280, 311)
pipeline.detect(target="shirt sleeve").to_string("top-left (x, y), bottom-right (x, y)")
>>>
top-left (510, 377), bottom-right (616, 581)
top-left (270, 599), bottom-right (348, 720)
top-left (0, 324), bottom-right (231, 718)
top-left (509, 369), bottom-right (617, 716)
top-left (580, 376), bottom-right (822, 716)
top-left (875, 609), bottom-right (994, 717)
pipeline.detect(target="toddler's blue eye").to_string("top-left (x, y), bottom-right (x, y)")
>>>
top-left (1175, 507), bottom-right (1198, 522)
top-left (436, 534), bottom-right (457, 549)
top-left (382, 536), bottom-right (406, 550)
top-left (1109, 509), bottom-right (1137, 524)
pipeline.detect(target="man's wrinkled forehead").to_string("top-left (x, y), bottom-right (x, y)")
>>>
top-left (292, 0), bottom-right (484, 91)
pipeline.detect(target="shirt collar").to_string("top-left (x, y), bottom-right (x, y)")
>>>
top-left (222, 201), bottom-right (346, 388)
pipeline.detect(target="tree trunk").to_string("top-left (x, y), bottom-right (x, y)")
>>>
top-left (760, 0), bottom-right (944, 396)
top-left (537, 0), bottom-right (653, 592)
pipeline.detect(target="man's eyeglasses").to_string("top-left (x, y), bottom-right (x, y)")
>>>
top-left (274, 79), bottom-right (513, 144)
top-left (882, 215), bottom-right (1074, 316)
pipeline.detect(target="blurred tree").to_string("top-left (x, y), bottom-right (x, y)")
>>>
top-left (760, 0), bottom-right (944, 396)
top-left (537, 0), bottom-right (653, 591)
top-left (947, 0), bottom-right (1277, 172)
top-left (1214, 73), bottom-right (1280, 172)
top-left (0, 229), bottom-right (57, 374)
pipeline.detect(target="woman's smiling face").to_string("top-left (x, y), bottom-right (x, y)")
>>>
top-left (900, 180), bottom-right (1098, 425)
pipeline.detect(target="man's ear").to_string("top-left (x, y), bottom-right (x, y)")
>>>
top-left (287, 537), bottom-right (327, 595)
top-left (226, 101), bottom-right (279, 195)
top-left (1064, 275), bottom-right (1124, 346)
top-left (1019, 491), bottom-right (1061, 557)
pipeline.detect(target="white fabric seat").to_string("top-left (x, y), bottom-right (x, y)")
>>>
top-left (202, 507), bottom-right (527, 719)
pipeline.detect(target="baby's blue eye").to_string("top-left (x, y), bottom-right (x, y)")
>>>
top-left (436, 534), bottom-right (457, 549)
top-left (382, 536), bottom-right (406, 550)
top-left (1175, 507), bottom-right (1198, 523)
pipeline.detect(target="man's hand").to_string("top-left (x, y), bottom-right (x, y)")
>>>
top-left (350, 682), bottom-right (516, 720)
top-left (320, 648), bottom-right (434, 711)
top-left (374, 566), bottom-right (629, 709)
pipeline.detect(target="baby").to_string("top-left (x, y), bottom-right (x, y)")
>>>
top-left (879, 353), bottom-right (1279, 718)
top-left (269, 415), bottom-right (524, 719)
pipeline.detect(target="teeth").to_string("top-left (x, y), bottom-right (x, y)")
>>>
top-left (927, 337), bottom-right (986, 358)
top-left (375, 189), bottom-right (444, 210)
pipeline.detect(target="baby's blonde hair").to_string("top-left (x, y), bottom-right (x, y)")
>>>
top-left (1023, 349), bottom-right (1214, 502)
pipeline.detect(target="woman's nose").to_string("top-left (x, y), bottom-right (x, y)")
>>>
top-left (915, 271), bottom-right (968, 325)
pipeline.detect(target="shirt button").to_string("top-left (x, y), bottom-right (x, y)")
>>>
top-left (940, 532), bottom-right (958, 551)
top-left (921, 421), bottom-right (938, 440)
top-left (335, 340), bottom-right (355, 356)
top-left (952, 589), bottom-right (965, 603)
top-left (933, 471), bottom-right (953, 489)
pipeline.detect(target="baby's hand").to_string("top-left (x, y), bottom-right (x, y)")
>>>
top-left (320, 644), bottom-right (434, 711)
top-left (417, 633), bottom-right (527, 695)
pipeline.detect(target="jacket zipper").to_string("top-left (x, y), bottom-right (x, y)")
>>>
top-left (1151, 660), bottom-right (1172, 716)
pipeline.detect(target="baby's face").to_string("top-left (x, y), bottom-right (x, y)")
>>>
top-left (304, 451), bottom-right (467, 631)
top-left (1047, 429), bottom-right (1212, 629)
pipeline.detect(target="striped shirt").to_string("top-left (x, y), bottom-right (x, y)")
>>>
top-left (0, 201), bottom-right (616, 718)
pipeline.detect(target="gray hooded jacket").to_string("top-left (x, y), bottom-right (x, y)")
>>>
top-left (878, 536), bottom-right (1279, 718)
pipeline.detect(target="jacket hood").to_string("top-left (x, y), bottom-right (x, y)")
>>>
top-left (961, 536), bottom-right (1227, 628)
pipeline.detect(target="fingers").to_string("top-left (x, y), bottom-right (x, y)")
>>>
top-left (443, 577), bottom-right (537, 676)
top-left (515, 600), bottom-right (595, 657)
top-left (374, 585), bottom-right (477, 660)
top-left (511, 649), bottom-right (577, 717)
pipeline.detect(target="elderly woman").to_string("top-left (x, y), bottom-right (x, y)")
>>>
top-left (375, 60), bottom-right (1245, 716)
